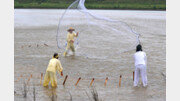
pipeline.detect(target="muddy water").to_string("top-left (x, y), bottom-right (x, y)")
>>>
top-left (14, 9), bottom-right (166, 101)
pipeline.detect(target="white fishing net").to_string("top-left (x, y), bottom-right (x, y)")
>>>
top-left (57, 0), bottom-right (140, 58)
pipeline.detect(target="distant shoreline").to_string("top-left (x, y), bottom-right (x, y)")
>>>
top-left (14, 2), bottom-right (166, 10)
top-left (14, 8), bottom-right (166, 11)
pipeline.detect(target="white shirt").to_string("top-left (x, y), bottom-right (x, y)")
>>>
top-left (134, 51), bottom-right (147, 66)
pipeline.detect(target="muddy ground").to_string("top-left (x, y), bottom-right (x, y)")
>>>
top-left (14, 9), bottom-right (166, 101)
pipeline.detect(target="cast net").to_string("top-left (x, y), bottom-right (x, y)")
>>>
top-left (57, 0), bottom-right (140, 58)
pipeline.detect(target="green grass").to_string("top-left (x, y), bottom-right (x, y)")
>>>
top-left (14, 0), bottom-right (166, 10)
top-left (14, 2), bottom-right (71, 8)
top-left (85, 3), bottom-right (165, 10)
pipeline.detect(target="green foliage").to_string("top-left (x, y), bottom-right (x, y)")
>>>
top-left (14, 0), bottom-right (166, 10)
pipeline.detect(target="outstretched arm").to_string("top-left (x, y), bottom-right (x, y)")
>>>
top-left (56, 60), bottom-right (63, 76)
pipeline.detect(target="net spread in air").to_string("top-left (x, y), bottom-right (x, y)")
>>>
top-left (57, 0), bottom-right (140, 58)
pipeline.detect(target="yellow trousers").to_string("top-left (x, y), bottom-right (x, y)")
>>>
top-left (64, 42), bottom-right (75, 56)
top-left (43, 71), bottom-right (57, 87)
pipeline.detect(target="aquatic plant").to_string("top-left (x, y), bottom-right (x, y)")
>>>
top-left (23, 82), bottom-right (27, 98)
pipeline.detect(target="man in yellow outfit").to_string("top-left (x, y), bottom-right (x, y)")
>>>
top-left (43, 53), bottom-right (63, 88)
top-left (63, 27), bottom-right (79, 56)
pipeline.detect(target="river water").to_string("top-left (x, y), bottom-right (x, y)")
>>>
top-left (14, 9), bottom-right (166, 101)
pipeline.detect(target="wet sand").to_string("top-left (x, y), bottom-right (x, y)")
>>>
top-left (14, 9), bottom-right (166, 101)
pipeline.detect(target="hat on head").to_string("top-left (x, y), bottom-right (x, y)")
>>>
top-left (67, 27), bottom-right (75, 31)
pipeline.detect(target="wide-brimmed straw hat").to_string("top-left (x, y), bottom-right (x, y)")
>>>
top-left (67, 27), bottom-right (75, 31)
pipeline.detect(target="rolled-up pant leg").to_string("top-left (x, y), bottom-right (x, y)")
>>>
top-left (134, 67), bottom-right (140, 86)
top-left (140, 65), bottom-right (148, 86)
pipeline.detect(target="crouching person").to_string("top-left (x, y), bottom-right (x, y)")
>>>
top-left (43, 53), bottom-right (63, 88)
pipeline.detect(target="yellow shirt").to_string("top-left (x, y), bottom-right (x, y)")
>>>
top-left (67, 32), bottom-right (77, 42)
top-left (46, 58), bottom-right (63, 74)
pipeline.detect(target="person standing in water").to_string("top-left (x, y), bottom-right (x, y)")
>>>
top-left (63, 27), bottom-right (79, 56)
top-left (43, 53), bottom-right (63, 88)
top-left (133, 44), bottom-right (147, 87)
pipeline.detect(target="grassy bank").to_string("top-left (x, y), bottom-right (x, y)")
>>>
top-left (14, 0), bottom-right (166, 10)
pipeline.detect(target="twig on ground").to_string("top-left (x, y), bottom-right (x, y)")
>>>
top-left (44, 43), bottom-right (48, 46)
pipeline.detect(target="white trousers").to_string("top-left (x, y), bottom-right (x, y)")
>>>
top-left (134, 64), bottom-right (147, 87)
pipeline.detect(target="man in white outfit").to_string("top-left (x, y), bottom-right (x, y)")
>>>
top-left (133, 44), bottom-right (147, 87)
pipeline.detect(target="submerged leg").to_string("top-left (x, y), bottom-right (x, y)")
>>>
top-left (63, 51), bottom-right (68, 56)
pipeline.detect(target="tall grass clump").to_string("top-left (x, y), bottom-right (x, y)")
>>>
top-left (91, 87), bottom-right (99, 101)
top-left (23, 82), bottom-right (27, 98)
top-left (33, 86), bottom-right (36, 101)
